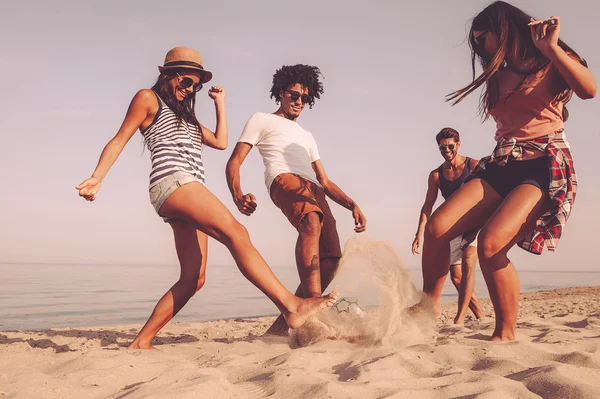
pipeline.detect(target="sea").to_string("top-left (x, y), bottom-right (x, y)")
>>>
top-left (2, 262), bottom-right (600, 331)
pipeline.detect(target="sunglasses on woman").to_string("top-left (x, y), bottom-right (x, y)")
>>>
top-left (176, 73), bottom-right (203, 92)
top-left (439, 144), bottom-right (456, 151)
top-left (286, 89), bottom-right (310, 104)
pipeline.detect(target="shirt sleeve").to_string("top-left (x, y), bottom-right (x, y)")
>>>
top-left (238, 113), bottom-right (264, 146)
top-left (308, 134), bottom-right (320, 162)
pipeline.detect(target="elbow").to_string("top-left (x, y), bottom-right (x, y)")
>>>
top-left (579, 89), bottom-right (596, 100)
top-left (585, 86), bottom-right (596, 99)
top-left (109, 136), bottom-right (126, 151)
top-left (226, 158), bottom-right (239, 173)
top-left (207, 140), bottom-right (228, 150)
top-left (578, 83), bottom-right (597, 100)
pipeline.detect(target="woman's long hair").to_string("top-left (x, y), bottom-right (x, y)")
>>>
top-left (151, 69), bottom-right (201, 128)
top-left (447, 1), bottom-right (587, 121)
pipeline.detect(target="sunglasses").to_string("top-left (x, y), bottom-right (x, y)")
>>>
top-left (286, 89), bottom-right (310, 104)
top-left (439, 144), bottom-right (456, 151)
top-left (176, 73), bottom-right (203, 93)
top-left (473, 31), bottom-right (488, 46)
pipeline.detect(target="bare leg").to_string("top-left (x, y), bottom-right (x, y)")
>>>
top-left (449, 263), bottom-right (462, 291)
top-left (160, 183), bottom-right (338, 330)
top-left (319, 257), bottom-right (339, 291)
top-left (417, 179), bottom-right (501, 317)
top-left (454, 245), bottom-right (484, 324)
top-left (129, 221), bottom-right (207, 349)
top-left (265, 256), bottom-right (340, 336)
top-left (295, 212), bottom-right (324, 298)
top-left (478, 184), bottom-right (551, 341)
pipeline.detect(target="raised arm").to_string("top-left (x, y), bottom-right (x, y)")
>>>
top-left (412, 170), bottom-right (439, 255)
top-left (312, 160), bottom-right (366, 233)
top-left (76, 89), bottom-right (155, 201)
top-left (530, 16), bottom-right (596, 99)
top-left (226, 142), bottom-right (257, 216)
top-left (200, 86), bottom-right (228, 150)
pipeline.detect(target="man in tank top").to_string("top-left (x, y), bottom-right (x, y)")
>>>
top-left (412, 127), bottom-right (484, 324)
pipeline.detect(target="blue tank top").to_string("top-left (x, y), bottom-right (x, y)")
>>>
top-left (438, 157), bottom-right (471, 200)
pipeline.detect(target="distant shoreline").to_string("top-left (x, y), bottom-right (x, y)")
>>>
top-left (2, 286), bottom-right (598, 333)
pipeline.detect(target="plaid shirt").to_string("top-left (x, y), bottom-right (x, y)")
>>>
top-left (462, 129), bottom-right (576, 255)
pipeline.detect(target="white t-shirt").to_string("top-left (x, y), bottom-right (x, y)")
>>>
top-left (238, 112), bottom-right (322, 192)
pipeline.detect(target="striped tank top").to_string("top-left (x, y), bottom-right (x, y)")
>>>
top-left (141, 91), bottom-right (205, 188)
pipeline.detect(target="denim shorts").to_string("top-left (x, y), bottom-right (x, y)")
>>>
top-left (149, 171), bottom-right (204, 223)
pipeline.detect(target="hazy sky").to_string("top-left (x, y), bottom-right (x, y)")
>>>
top-left (1, 0), bottom-right (598, 273)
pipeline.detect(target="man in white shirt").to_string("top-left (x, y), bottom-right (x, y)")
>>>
top-left (226, 64), bottom-right (367, 335)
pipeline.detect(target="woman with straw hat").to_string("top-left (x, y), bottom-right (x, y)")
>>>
top-left (76, 47), bottom-right (338, 349)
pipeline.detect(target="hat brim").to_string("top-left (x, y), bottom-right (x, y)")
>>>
top-left (158, 65), bottom-right (213, 83)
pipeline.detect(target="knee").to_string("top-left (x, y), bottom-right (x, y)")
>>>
top-left (224, 221), bottom-right (250, 246)
top-left (180, 269), bottom-right (205, 294)
top-left (179, 273), bottom-right (202, 294)
top-left (477, 231), bottom-right (506, 263)
top-left (424, 214), bottom-right (448, 241)
top-left (451, 273), bottom-right (462, 286)
top-left (298, 212), bottom-right (322, 237)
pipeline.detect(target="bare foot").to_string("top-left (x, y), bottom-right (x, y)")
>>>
top-left (453, 315), bottom-right (465, 325)
top-left (127, 341), bottom-right (158, 350)
top-left (283, 289), bottom-right (339, 329)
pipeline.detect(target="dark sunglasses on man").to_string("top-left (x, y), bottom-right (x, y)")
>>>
top-left (286, 89), bottom-right (310, 104)
top-left (439, 144), bottom-right (456, 151)
top-left (176, 72), bottom-right (203, 92)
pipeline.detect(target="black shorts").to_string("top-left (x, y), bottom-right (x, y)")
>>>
top-left (475, 156), bottom-right (550, 198)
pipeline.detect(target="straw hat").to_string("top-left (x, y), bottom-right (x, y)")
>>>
top-left (158, 47), bottom-right (213, 83)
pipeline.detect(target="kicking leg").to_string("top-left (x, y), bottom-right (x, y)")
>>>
top-left (160, 182), bottom-right (338, 330)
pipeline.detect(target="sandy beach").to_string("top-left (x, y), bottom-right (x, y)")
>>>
top-left (2, 286), bottom-right (599, 399)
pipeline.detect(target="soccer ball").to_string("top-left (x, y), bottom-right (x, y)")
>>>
top-left (332, 297), bottom-right (365, 317)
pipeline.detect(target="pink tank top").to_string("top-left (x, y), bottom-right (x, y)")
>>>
top-left (490, 67), bottom-right (565, 142)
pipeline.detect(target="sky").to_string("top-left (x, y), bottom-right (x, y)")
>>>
top-left (1, 0), bottom-right (598, 273)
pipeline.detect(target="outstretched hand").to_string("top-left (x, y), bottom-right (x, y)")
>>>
top-left (352, 205), bottom-right (367, 233)
top-left (235, 193), bottom-right (257, 216)
top-left (76, 177), bottom-right (101, 202)
top-left (529, 16), bottom-right (560, 56)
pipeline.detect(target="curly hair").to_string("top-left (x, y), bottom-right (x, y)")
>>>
top-left (270, 64), bottom-right (324, 108)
